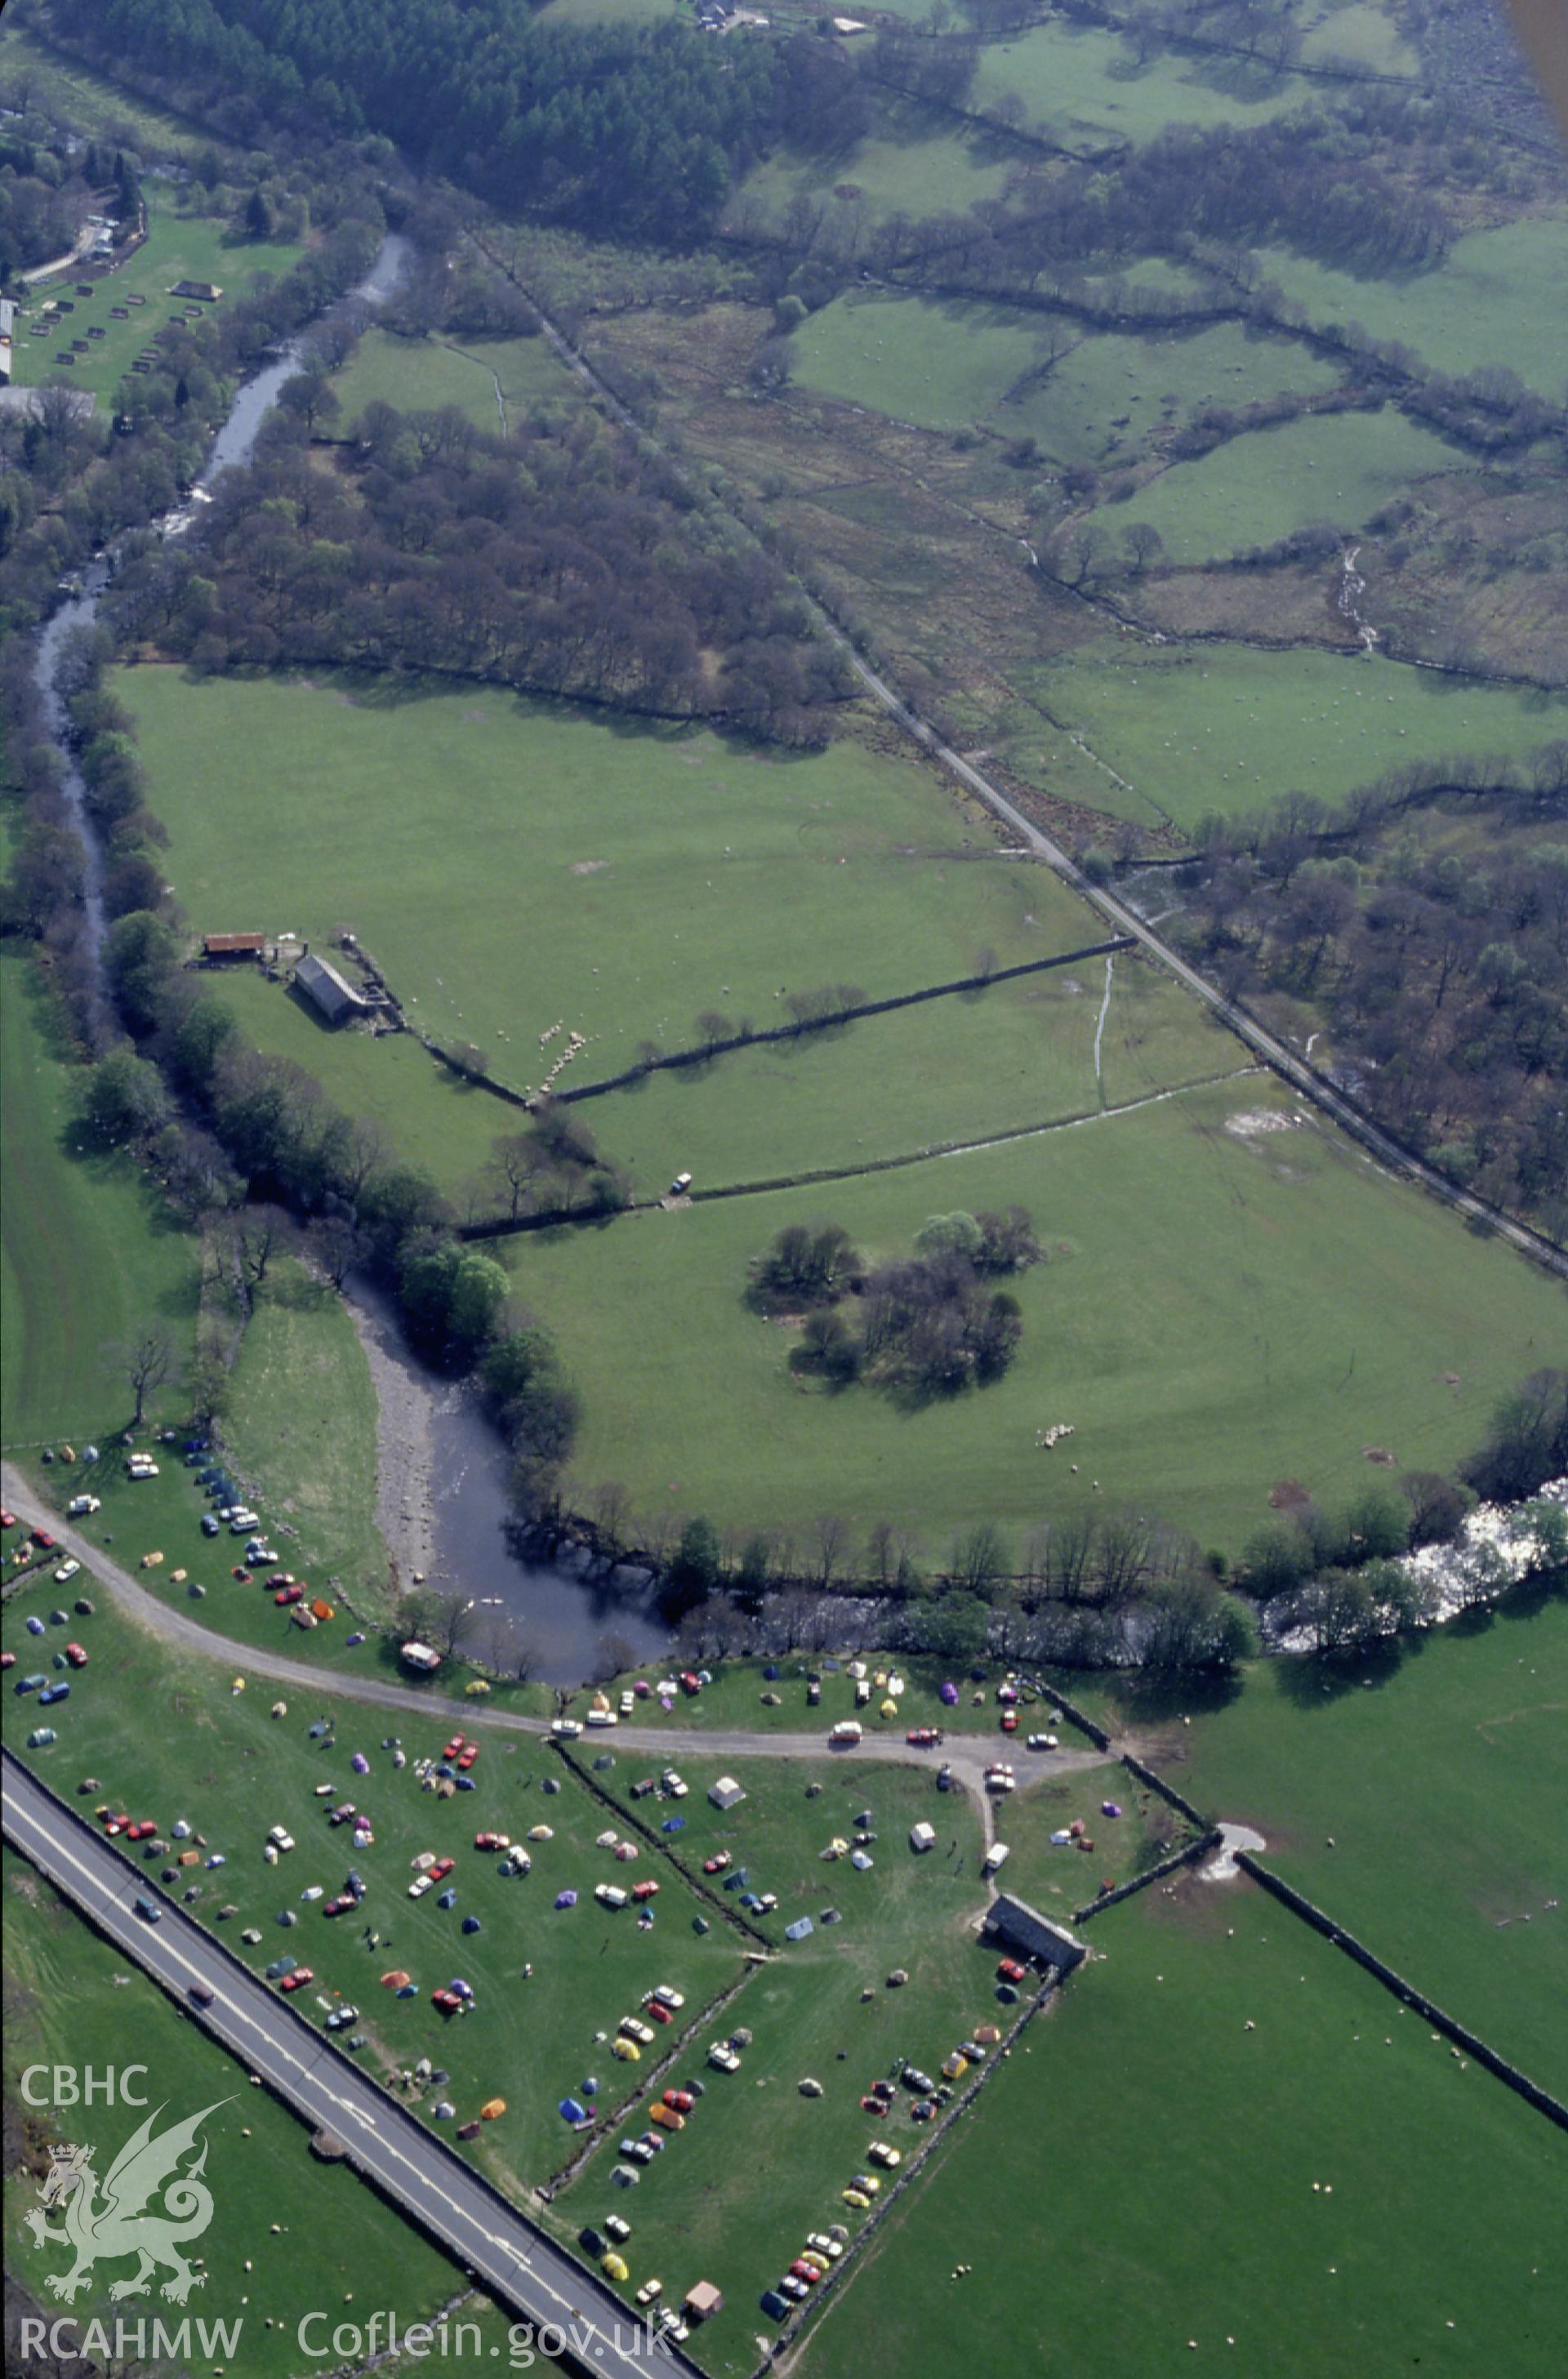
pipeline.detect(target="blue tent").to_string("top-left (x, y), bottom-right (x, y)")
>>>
top-left (559, 2098), bottom-right (588, 2124)
top-left (462, 1914), bottom-right (481, 1934)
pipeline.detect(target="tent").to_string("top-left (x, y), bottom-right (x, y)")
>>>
top-left (939, 1682), bottom-right (959, 1705)
top-left (555, 1890), bottom-right (577, 1909)
top-left (380, 1969), bottom-right (412, 1989)
top-left (559, 2098), bottom-right (589, 2124)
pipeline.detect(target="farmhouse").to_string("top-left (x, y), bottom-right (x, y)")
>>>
top-left (294, 951), bottom-right (367, 1025)
top-left (203, 932), bottom-right (266, 961)
top-left (981, 1894), bottom-right (1085, 1974)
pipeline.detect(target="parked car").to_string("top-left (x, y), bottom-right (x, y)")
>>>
top-left (550, 1719), bottom-right (582, 1739)
top-left (64, 1642), bottom-right (89, 1668)
top-left (53, 1561), bottom-right (81, 1584)
top-left (278, 1968), bottom-right (314, 1993)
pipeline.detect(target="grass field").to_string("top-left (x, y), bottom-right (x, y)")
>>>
top-left (552, 1758), bottom-right (1003, 2376)
top-left (118, 667), bottom-right (1116, 1073)
top-left (1032, 639), bottom-right (1568, 832)
top-left (2, 1851), bottom-right (471, 2379)
top-left (973, 20), bottom-right (1316, 143)
top-left (1006, 321), bottom-right (1345, 470)
top-left (0, 15), bottom-right (235, 159)
top-left (503, 1073), bottom-right (1562, 1554)
top-left (1258, 220), bottom-right (1568, 395)
top-left (0, 947), bottom-right (200, 1451)
top-left (1110, 406), bottom-right (1470, 563)
top-left (220, 1259), bottom-right (391, 1611)
top-left (332, 327), bottom-right (574, 432)
top-left (790, 294), bottom-right (1343, 450)
top-left (741, 127), bottom-right (1011, 229)
top-left (1300, 0), bottom-right (1419, 75)
top-left (572, 1658), bottom-right (1109, 1751)
top-left (580, 955), bottom-right (1236, 1196)
top-left (15, 181), bottom-right (300, 404)
top-left (792, 1873), bottom-right (1568, 2379)
top-left (1103, 1596), bottom-right (1568, 2101)
top-left (0, 1592), bottom-right (743, 2194)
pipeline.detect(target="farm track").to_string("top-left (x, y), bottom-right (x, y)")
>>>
top-left (0, 1468), bottom-right (1108, 1815)
top-left (475, 238), bottom-right (1567, 1282)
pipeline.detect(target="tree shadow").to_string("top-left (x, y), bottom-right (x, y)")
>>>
top-left (1271, 1633), bottom-right (1414, 1709)
top-left (1112, 1665), bottom-right (1246, 1724)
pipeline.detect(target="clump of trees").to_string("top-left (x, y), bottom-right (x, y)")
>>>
top-left (478, 1102), bottom-right (629, 1226)
top-left (751, 1206), bottom-right (1040, 1397)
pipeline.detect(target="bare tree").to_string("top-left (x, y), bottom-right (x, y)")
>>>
top-left (109, 1325), bottom-right (177, 1428)
top-left (309, 1213), bottom-right (368, 1290)
top-left (229, 1204), bottom-right (292, 1291)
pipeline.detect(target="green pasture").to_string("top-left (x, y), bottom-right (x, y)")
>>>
top-left (741, 127), bottom-right (1010, 228)
top-left (0, 16), bottom-right (236, 158)
top-left (1300, 0), bottom-right (1420, 75)
top-left (533, 0), bottom-right (680, 25)
top-left (0, 1593), bottom-right (743, 2192)
top-left (2, 1851), bottom-right (468, 2379)
top-left (794, 1876), bottom-right (1568, 2379)
top-left (1034, 638), bottom-right (1568, 833)
top-left (1110, 405), bottom-right (1469, 564)
top-left (790, 292), bottom-right (1343, 452)
top-left (220, 1259), bottom-right (390, 1611)
top-left (582, 955), bottom-right (1235, 1196)
top-left (505, 1073), bottom-right (1561, 1555)
top-left (1258, 219), bottom-right (1568, 395)
top-left (15, 181), bottom-right (300, 404)
top-left (0, 947), bottom-right (200, 1451)
top-left (555, 1759), bottom-right (1001, 2377)
top-left (188, 969), bottom-right (500, 1198)
top-left (997, 1765), bottom-right (1192, 1909)
top-left (118, 667), bottom-right (1111, 1074)
top-left (1106, 1596), bottom-right (1568, 2101)
top-left (973, 20), bottom-right (1316, 144)
top-left (332, 328), bottom-right (573, 432)
top-left (1006, 320), bottom-right (1345, 469)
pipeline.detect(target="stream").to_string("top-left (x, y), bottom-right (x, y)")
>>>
top-left (29, 230), bottom-right (669, 1683)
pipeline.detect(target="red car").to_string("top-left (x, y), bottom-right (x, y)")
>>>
top-left (430, 1857), bottom-right (455, 1882)
top-left (31, 1530), bottom-right (56, 1551)
top-left (103, 1814), bottom-right (131, 1836)
top-left (457, 1744), bottom-right (479, 1771)
top-left (644, 1992), bottom-right (672, 2019)
top-left (323, 1895), bottom-right (354, 1918)
top-left (996, 1958), bottom-right (1027, 1985)
top-left (64, 1642), bottom-right (90, 1668)
top-left (788, 2262), bottom-right (823, 2286)
top-left (274, 1584), bottom-right (304, 1606)
top-left (278, 1967), bottom-right (314, 1993)
top-left (474, 1830), bottom-right (502, 1851)
top-left (443, 1735), bottom-right (466, 1762)
top-left (232, 1566), bottom-right (252, 1584)
top-left (1000, 1710), bottom-right (1018, 1734)
top-left (128, 1820), bottom-right (158, 1842)
top-left (679, 1672), bottom-right (702, 1696)
top-left (703, 1851), bottom-right (731, 1875)
top-left (663, 2089), bottom-right (695, 2114)
top-left (431, 1989), bottom-right (461, 2015)
top-left (906, 1728), bottom-right (941, 1748)
top-left (0, 1651), bottom-right (16, 1672)
top-left (631, 1880), bottom-right (660, 1905)
top-left (1, 1509), bottom-right (16, 1528)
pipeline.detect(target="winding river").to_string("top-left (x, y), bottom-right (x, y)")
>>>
top-left (30, 231), bottom-right (670, 1682)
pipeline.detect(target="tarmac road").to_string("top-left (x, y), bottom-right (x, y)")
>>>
top-left (2, 1750), bottom-right (685, 2379)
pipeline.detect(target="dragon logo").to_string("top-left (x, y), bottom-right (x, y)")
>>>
top-left (24, 2101), bottom-right (228, 2305)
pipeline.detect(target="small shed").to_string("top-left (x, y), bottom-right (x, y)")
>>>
top-left (294, 951), bottom-right (367, 1026)
top-left (909, 1821), bottom-right (936, 1853)
top-left (708, 1775), bottom-right (746, 1811)
top-left (684, 2282), bottom-right (724, 2323)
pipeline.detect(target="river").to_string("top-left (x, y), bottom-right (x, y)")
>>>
top-left (30, 229), bottom-right (669, 1683)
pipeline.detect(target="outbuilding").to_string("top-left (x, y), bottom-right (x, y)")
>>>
top-left (294, 951), bottom-right (367, 1025)
top-left (909, 1821), bottom-right (936, 1853)
top-left (203, 932), bottom-right (266, 961)
top-left (684, 2282), bottom-right (724, 2323)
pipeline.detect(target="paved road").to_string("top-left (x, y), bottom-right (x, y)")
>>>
top-left (0, 1468), bottom-right (1108, 1816)
top-left (2, 1753), bottom-right (683, 2379)
top-left (487, 238), bottom-right (1566, 1284)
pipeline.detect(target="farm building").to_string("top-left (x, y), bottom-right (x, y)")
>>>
top-left (203, 932), bottom-right (266, 961)
top-left (294, 951), bottom-right (367, 1025)
top-left (708, 1775), bottom-right (746, 1811)
top-left (171, 278), bottom-right (223, 301)
top-left (981, 1894), bottom-right (1085, 1974)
